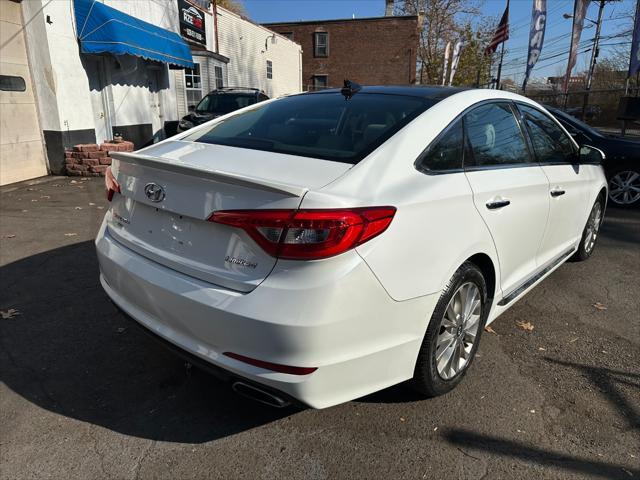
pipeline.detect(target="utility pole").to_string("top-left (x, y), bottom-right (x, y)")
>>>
top-left (581, 0), bottom-right (606, 121)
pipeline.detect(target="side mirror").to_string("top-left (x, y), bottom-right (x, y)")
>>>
top-left (578, 145), bottom-right (605, 164)
top-left (188, 105), bottom-right (196, 112)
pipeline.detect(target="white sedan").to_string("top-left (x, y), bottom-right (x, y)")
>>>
top-left (96, 86), bottom-right (607, 408)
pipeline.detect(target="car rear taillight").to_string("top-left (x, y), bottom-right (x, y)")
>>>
top-left (209, 207), bottom-right (395, 260)
top-left (105, 166), bottom-right (120, 202)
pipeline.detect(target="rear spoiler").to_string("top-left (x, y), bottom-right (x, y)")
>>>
top-left (111, 152), bottom-right (308, 198)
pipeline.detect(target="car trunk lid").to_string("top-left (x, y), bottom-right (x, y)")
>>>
top-left (106, 140), bottom-right (351, 292)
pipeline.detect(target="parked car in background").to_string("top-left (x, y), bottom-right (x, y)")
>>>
top-left (177, 87), bottom-right (269, 133)
top-left (98, 86), bottom-right (607, 409)
top-left (565, 105), bottom-right (602, 122)
top-left (546, 105), bottom-right (640, 207)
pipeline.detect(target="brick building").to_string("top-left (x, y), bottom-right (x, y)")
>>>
top-left (264, 14), bottom-right (420, 91)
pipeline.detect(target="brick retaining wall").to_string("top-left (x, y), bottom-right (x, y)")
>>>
top-left (65, 141), bottom-right (134, 177)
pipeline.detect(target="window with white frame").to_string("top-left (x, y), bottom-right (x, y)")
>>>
top-left (266, 60), bottom-right (273, 80)
top-left (184, 63), bottom-right (202, 108)
top-left (214, 65), bottom-right (224, 89)
top-left (314, 31), bottom-right (328, 57)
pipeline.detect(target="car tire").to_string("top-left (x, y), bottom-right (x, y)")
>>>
top-left (571, 196), bottom-right (604, 262)
top-left (410, 261), bottom-right (489, 397)
top-left (607, 166), bottom-right (640, 208)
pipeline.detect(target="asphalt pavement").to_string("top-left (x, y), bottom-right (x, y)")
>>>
top-left (1, 176), bottom-right (638, 479)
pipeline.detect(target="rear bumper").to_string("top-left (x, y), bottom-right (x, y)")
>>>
top-left (96, 220), bottom-right (438, 408)
top-left (114, 304), bottom-right (301, 407)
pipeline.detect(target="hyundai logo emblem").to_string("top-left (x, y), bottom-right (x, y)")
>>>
top-left (144, 183), bottom-right (165, 202)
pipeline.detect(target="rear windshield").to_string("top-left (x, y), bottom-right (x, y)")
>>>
top-left (195, 93), bottom-right (257, 115)
top-left (185, 92), bottom-right (435, 164)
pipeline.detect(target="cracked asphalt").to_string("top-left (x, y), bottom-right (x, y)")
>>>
top-left (1, 177), bottom-right (638, 479)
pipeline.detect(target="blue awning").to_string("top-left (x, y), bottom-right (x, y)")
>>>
top-left (74, 0), bottom-right (194, 68)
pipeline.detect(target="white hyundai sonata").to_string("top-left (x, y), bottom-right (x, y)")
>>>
top-left (96, 85), bottom-right (607, 408)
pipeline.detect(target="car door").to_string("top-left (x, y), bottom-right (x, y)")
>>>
top-left (463, 102), bottom-right (550, 297)
top-left (516, 103), bottom-right (587, 264)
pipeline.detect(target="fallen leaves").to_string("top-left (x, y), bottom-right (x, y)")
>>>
top-left (1, 309), bottom-right (21, 319)
top-left (484, 325), bottom-right (497, 334)
top-left (64, 233), bottom-right (78, 237)
top-left (516, 320), bottom-right (535, 332)
top-left (1, 234), bottom-right (16, 239)
top-left (592, 302), bottom-right (607, 311)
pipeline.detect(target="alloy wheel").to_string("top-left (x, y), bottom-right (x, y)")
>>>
top-left (583, 201), bottom-right (602, 254)
top-left (435, 282), bottom-right (482, 380)
top-left (609, 171), bottom-right (640, 206)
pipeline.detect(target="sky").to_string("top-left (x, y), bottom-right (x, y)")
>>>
top-left (243, 0), bottom-right (635, 85)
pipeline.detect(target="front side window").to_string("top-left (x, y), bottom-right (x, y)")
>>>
top-left (184, 63), bottom-right (202, 108)
top-left (518, 104), bottom-right (576, 164)
top-left (464, 102), bottom-right (531, 167)
top-left (266, 60), bottom-right (273, 79)
top-left (185, 93), bottom-right (434, 164)
top-left (314, 31), bottom-right (328, 57)
top-left (416, 119), bottom-right (464, 172)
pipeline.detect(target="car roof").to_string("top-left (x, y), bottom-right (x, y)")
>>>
top-left (208, 88), bottom-right (264, 95)
top-left (306, 85), bottom-right (468, 101)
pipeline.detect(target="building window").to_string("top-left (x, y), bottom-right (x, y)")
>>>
top-left (314, 31), bottom-right (328, 57)
top-left (214, 65), bottom-right (224, 89)
top-left (0, 75), bottom-right (26, 92)
top-left (184, 63), bottom-right (202, 108)
top-left (312, 75), bottom-right (328, 90)
top-left (266, 60), bottom-right (273, 80)
top-left (281, 32), bottom-right (294, 40)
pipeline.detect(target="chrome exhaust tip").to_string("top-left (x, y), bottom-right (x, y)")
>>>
top-left (231, 381), bottom-right (290, 408)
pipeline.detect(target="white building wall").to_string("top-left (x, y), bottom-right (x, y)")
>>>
top-left (216, 7), bottom-right (302, 98)
top-left (23, 0), bottom-right (94, 133)
top-left (21, 0), bottom-right (182, 172)
top-left (19, 0), bottom-right (301, 174)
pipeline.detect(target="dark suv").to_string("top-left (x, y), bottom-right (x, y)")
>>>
top-left (177, 87), bottom-right (269, 133)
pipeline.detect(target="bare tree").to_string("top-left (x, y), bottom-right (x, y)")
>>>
top-left (215, 0), bottom-right (246, 17)
top-left (394, 0), bottom-right (483, 85)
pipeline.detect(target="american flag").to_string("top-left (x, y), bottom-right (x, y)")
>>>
top-left (485, 1), bottom-right (509, 55)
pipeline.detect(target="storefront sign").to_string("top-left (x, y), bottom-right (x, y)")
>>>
top-left (178, 0), bottom-right (207, 47)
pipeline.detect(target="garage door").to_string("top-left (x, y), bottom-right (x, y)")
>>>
top-left (0, 0), bottom-right (47, 186)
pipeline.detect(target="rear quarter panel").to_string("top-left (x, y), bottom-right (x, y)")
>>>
top-left (302, 91), bottom-right (505, 302)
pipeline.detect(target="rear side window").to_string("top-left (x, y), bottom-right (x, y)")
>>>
top-left (185, 93), bottom-right (434, 164)
top-left (416, 119), bottom-right (463, 172)
top-left (518, 104), bottom-right (576, 164)
top-left (464, 102), bottom-right (531, 167)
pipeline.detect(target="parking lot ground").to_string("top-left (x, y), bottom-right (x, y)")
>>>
top-left (1, 177), bottom-right (639, 480)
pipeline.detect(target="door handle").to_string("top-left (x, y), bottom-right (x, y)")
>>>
top-left (486, 198), bottom-right (511, 210)
top-left (550, 189), bottom-right (566, 197)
